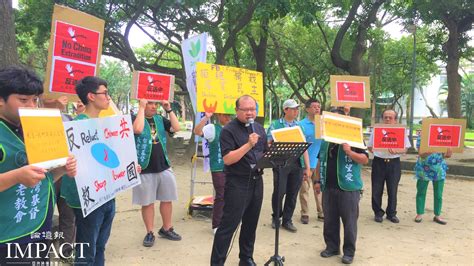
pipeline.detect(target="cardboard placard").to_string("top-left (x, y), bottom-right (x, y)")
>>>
top-left (196, 63), bottom-right (264, 116)
top-left (419, 118), bottom-right (466, 153)
top-left (314, 114), bottom-right (322, 139)
top-left (330, 75), bottom-right (370, 108)
top-left (99, 100), bottom-right (122, 118)
top-left (131, 71), bottom-right (175, 102)
top-left (19, 108), bottom-right (69, 170)
top-left (372, 124), bottom-right (407, 150)
top-left (271, 127), bottom-right (306, 143)
top-left (321, 111), bottom-right (366, 149)
top-left (63, 115), bottom-right (140, 217)
top-left (44, 5), bottom-right (105, 100)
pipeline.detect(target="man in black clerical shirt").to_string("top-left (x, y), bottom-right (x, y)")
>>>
top-left (210, 95), bottom-right (268, 266)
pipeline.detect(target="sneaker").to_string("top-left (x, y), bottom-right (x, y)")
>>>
top-left (387, 216), bottom-right (400, 223)
top-left (300, 215), bottom-right (309, 224)
top-left (143, 231), bottom-right (155, 247)
top-left (159, 227), bottom-right (182, 241)
top-left (282, 222), bottom-right (297, 233)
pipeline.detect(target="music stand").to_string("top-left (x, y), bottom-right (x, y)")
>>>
top-left (257, 142), bottom-right (311, 266)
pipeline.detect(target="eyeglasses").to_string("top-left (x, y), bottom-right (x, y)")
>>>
top-left (237, 108), bottom-right (256, 113)
top-left (92, 91), bottom-right (110, 97)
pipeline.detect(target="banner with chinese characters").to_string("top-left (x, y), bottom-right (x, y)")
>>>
top-left (372, 124), bottom-right (407, 150)
top-left (196, 62), bottom-right (264, 116)
top-left (131, 71), bottom-right (175, 102)
top-left (321, 111), bottom-right (366, 149)
top-left (419, 118), bottom-right (466, 153)
top-left (44, 5), bottom-right (105, 100)
top-left (271, 127), bottom-right (306, 142)
top-left (63, 115), bottom-right (140, 217)
top-left (19, 108), bottom-right (69, 170)
top-left (330, 75), bottom-right (370, 108)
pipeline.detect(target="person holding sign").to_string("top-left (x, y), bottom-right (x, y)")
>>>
top-left (0, 66), bottom-right (77, 264)
top-left (267, 99), bottom-right (311, 233)
top-left (367, 109), bottom-right (411, 224)
top-left (60, 76), bottom-right (114, 265)
top-left (414, 130), bottom-right (452, 225)
top-left (211, 95), bottom-right (268, 266)
top-left (298, 99), bottom-right (324, 224)
top-left (132, 99), bottom-right (182, 247)
top-left (194, 112), bottom-right (232, 233)
top-left (314, 108), bottom-right (368, 265)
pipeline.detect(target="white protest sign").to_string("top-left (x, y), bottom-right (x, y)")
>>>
top-left (64, 115), bottom-right (140, 217)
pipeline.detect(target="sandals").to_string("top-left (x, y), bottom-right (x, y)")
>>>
top-left (433, 216), bottom-right (447, 225)
top-left (414, 215), bottom-right (423, 223)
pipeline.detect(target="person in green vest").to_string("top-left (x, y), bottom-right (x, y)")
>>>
top-left (60, 76), bottom-right (115, 265)
top-left (267, 99), bottom-right (311, 233)
top-left (194, 112), bottom-right (232, 233)
top-left (132, 98), bottom-right (182, 247)
top-left (0, 65), bottom-right (77, 264)
top-left (314, 108), bottom-right (368, 265)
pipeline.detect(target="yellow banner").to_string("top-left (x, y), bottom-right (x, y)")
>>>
top-left (322, 111), bottom-right (365, 149)
top-left (271, 127), bottom-right (306, 142)
top-left (196, 62), bottom-right (264, 116)
top-left (19, 108), bottom-right (69, 165)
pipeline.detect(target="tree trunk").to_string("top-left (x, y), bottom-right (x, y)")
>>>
top-left (0, 0), bottom-right (19, 68)
top-left (444, 17), bottom-right (462, 118)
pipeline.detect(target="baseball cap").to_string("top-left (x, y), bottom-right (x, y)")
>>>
top-left (283, 99), bottom-right (299, 109)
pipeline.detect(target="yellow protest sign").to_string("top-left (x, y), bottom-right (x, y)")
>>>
top-left (271, 127), bottom-right (306, 142)
top-left (19, 108), bottom-right (69, 169)
top-left (321, 111), bottom-right (365, 149)
top-left (196, 62), bottom-right (264, 116)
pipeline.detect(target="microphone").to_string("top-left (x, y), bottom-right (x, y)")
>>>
top-left (248, 118), bottom-right (255, 133)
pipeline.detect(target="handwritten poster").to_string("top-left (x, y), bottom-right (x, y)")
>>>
top-left (44, 5), bottom-right (105, 100)
top-left (271, 127), bottom-right (306, 142)
top-left (372, 124), bottom-right (407, 150)
top-left (19, 108), bottom-right (69, 170)
top-left (419, 118), bottom-right (466, 153)
top-left (321, 111), bottom-right (365, 149)
top-left (131, 71), bottom-right (175, 102)
top-left (196, 62), bottom-right (264, 116)
top-left (63, 115), bottom-right (140, 217)
top-left (330, 75), bottom-right (370, 108)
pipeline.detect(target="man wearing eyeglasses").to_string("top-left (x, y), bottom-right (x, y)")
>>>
top-left (211, 95), bottom-right (267, 266)
top-left (267, 99), bottom-right (311, 233)
top-left (367, 109), bottom-right (411, 224)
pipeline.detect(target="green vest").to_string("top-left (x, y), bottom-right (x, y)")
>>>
top-left (270, 119), bottom-right (305, 167)
top-left (319, 141), bottom-right (363, 191)
top-left (60, 113), bottom-right (89, 209)
top-left (135, 115), bottom-right (170, 169)
top-left (209, 124), bottom-right (224, 172)
top-left (0, 122), bottom-right (54, 243)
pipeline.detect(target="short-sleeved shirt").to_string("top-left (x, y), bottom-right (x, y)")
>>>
top-left (220, 118), bottom-right (268, 177)
top-left (367, 129), bottom-right (411, 159)
top-left (320, 143), bottom-right (368, 190)
top-left (133, 116), bottom-right (173, 174)
top-left (299, 117), bottom-right (322, 169)
top-left (414, 135), bottom-right (448, 181)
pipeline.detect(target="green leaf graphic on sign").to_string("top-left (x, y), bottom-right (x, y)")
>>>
top-left (189, 40), bottom-right (201, 58)
top-left (223, 101), bottom-right (236, 114)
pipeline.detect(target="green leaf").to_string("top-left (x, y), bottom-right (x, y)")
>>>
top-left (189, 40), bottom-right (201, 58)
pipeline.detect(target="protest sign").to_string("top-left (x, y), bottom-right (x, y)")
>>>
top-left (321, 111), bottom-right (366, 149)
top-left (44, 5), bottom-right (105, 100)
top-left (63, 115), bottom-right (140, 217)
top-left (372, 124), bottom-right (407, 150)
top-left (330, 75), bottom-right (370, 108)
top-left (196, 63), bottom-right (264, 116)
top-left (271, 127), bottom-right (306, 143)
top-left (131, 71), bottom-right (175, 102)
top-left (19, 108), bottom-right (69, 170)
top-left (419, 118), bottom-right (466, 153)
top-left (99, 100), bottom-right (121, 118)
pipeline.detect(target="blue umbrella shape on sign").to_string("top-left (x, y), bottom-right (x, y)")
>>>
top-left (91, 143), bottom-right (120, 168)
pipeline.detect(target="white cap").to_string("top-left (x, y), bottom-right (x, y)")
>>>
top-left (283, 99), bottom-right (299, 109)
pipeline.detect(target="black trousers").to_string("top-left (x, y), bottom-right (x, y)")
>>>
top-left (371, 157), bottom-right (401, 218)
top-left (322, 188), bottom-right (360, 257)
top-left (210, 174), bottom-right (263, 266)
top-left (271, 165), bottom-right (303, 224)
